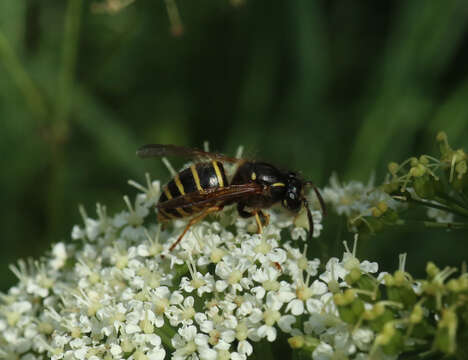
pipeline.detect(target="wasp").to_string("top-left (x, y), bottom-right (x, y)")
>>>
top-left (137, 144), bottom-right (326, 250)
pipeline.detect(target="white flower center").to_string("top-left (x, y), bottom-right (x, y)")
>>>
top-left (115, 254), bottom-right (128, 269)
top-left (133, 350), bottom-right (149, 360)
top-left (344, 257), bottom-right (360, 271)
top-left (228, 270), bottom-right (243, 284)
top-left (255, 239), bottom-right (272, 254)
top-left (263, 309), bottom-right (281, 326)
top-left (183, 341), bottom-right (197, 355)
top-left (121, 339), bottom-right (134, 353)
top-left (38, 275), bottom-right (54, 289)
top-left (155, 298), bottom-right (169, 315)
top-left (6, 312), bottom-right (20, 326)
top-left (296, 285), bottom-right (313, 300)
top-left (263, 280), bottom-right (280, 291)
top-left (139, 319), bottom-right (154, 334)
top-left (297, 256), bottom-right (308, 270)
top-left (182, 306), bottom-right (195, 320)
top-left (88, 272), bottom-right (100, 284)
top-left (209, 330), bottom-right (220, 345)
top-left (218, 349), bottom-right (231, 360)
top-left (210, 248), bottom-right (225, 263)
top-left (191, 277), bottom-right (206, 289)
top-left (236, 322), bottom-right (248, 341)
top-left (87, 300), bottom-right (101, 317)
top-left (110, 312), bottom-right (125, 324)
top-left (127, 212), bottom-right (143, 227)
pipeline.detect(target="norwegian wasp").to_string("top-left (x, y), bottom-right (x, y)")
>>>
top-left (137, 144), bottom-right (326, 250)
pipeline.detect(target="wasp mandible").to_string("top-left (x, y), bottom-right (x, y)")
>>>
top-left (137, 144), bottom-right (326, 250)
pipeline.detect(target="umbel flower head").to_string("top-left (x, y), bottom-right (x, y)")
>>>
top-left (1, 169), bottom-right (467, 359)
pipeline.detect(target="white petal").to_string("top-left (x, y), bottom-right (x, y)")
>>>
top-left (287, 299), bottom-right (304, 316)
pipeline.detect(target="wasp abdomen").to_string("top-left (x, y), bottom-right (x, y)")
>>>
top-left (158, 161), bottom-right (228, 221)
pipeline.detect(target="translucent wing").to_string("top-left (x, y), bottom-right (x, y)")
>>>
top-left (157, 183), bottom-right (264, 209)
top-left (137, 144), bottom-right (240, 163)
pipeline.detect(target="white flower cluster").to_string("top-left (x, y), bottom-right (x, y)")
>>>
top-left (322, 174), bottom-right (399, 217)
top-left (0, 174), bottom-right (393, 360)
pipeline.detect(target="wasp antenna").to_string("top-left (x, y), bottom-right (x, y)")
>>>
top-left (136, 144), bottom-right (162, 158)
top-left (304, 181), bottom-right (327, 217)
top-left (304, 199), bottom-right (314, 243)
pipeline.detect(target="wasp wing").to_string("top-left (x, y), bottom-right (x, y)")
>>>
top-left (157, 183), bottom-right (264, 210)
top-left (137, 144), bottom-right (240, 163)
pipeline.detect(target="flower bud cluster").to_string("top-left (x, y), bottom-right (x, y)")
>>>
top-left (323, 132), bottom-right (468, 236)
top-left (332, 256), bottom-right (468, 359)
top-left (382, 132), bottom-right (468, 224)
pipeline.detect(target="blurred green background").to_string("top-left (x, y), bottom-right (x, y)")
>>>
top-left (1, 0), bottom-right (468, 291)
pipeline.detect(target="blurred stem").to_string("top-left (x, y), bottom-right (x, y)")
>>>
top-left (434, 195), bottom-right (468, 217)
top-left (394, 220), bottom-right (468, 231)
top-left (54, 0), bottom-right (83, 140)
top-left (405, 197), bottom-right (468, 219)
top-left (436, 192), bottom-right (468, 210)
top-left (164, 0), bottom-right (183, 36)
top-left (0, 30), bottom-right (48, 120)
top-left (422, 221), bottom-right (468, 230)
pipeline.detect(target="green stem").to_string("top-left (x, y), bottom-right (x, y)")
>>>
top-left (459, 191), bottom-right (468, 207)
top-left (157, 324), bottom-right (176, 350)
top-left (435, 193), bottom-right (468, 215)
top-left (0, 30), bottom-right (48, 119)
top-left (394, 219), bottom-right (468, 230)
top-left (422, 221), bottom-right (468, 230)
top-left (404, 197), bottom-right (468, 219)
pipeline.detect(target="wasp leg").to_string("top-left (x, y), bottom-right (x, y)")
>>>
top-left (169, 206), bottom-right (222, 251)
top-left (258, 210), bottom-right (270, 227)
top-left (237, 204), bottom-right (269, 234)
top-left (254, 211), bottom-right (263, 234)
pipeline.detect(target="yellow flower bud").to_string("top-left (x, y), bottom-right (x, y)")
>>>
top-left (436, 131), bottom-right (447, 142)
top-left (388, 162), bottom-right (400, 175)
top-left (288, 335), bottom-right (305, 349)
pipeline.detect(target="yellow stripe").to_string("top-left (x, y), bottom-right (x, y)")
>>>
top-left (175, 207), bottom-right (190, 217)
top-left (212, 161), bottom-right (224, 187)
top-left (191, 165), bottom-right (203, 191)
top-left (174, 174), bottom-right (185, 195)
top-left (272, 182), bottom-right (285, 187)
top-left (163, 186), bottom-right (173, 199)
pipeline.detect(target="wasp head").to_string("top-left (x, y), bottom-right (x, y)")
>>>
top-left (283, 172), bottom-right (304, 212)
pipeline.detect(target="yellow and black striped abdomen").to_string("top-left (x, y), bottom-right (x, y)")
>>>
top-left (157, 161), bottom-right (228, 221)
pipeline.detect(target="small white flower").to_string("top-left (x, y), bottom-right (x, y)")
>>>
top-left (172, 325), bottom-right (216, 360)
top-left (49, 242), bottom-right (68, 270)
top-left (215, 254), bottom-right (253, 294)
top-left (313, 342), bottom-right (334, 360)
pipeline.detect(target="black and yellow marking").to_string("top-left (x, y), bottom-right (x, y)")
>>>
top-left (272, 182), bottom-right (285, 187)
top-left (163, 186), bottom-right (173, 200)
top-left (212, 161), bottom-right (225, 187)
top-left (157, 161), bottom-right (228, 220)
top-left (190, 164), bottom-right (203, 192)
